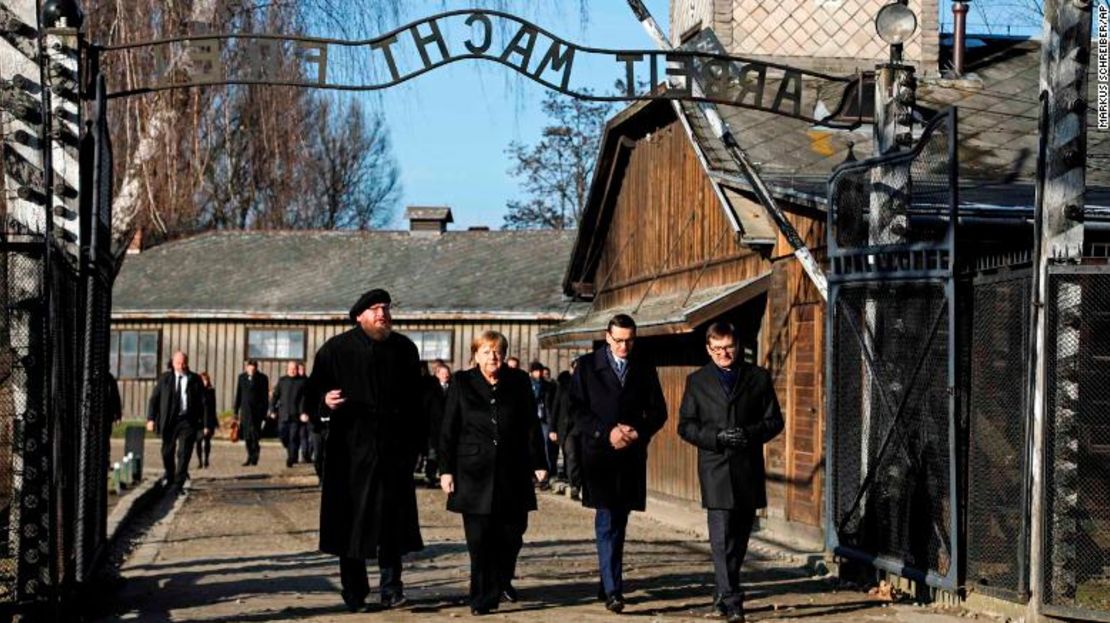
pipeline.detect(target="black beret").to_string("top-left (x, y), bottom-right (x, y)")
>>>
top-left (349, 288), bottom-right (391, 322)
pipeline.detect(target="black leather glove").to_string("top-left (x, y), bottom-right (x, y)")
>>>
top-left (716, 427), bottom-right (748, 449)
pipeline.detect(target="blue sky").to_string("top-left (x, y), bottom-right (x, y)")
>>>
top-left (366, 0), bottom-right (671, 230)
top-left (363, 1), bottom-right (1039, 231)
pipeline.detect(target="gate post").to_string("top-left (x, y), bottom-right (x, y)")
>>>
top-left (0, 0), bottom-right (55, 604)
top-left (1028, 0), bottom-right (1090, 618)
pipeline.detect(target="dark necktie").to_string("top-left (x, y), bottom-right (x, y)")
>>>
top-left (175, 375), bottom-right (184, 415)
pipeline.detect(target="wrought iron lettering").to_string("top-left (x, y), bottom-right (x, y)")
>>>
top-left (98, 9), bottom-right (868, 127)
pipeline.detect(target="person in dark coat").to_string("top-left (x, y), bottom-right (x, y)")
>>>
top-left (420, 360), bottom-right (451, 488)
top-left (195, 371), bottom-right (218, 469)
top-left (527, 361), bottom-right (558, 485)
top-left (569, 314), bottom-right (668, 614)
top-left (304, 288), bottom-right (426, 613)
top-left (272, 360), bottom-right (310, 468)
top-left (678, 322), bottom-right (783, 623)
top-left (550, 360), bottom-right (581, 499)
top-left (439, 331), bottom-right (547, 615)
top-left (233, 360), bottom-right (270, 466)
top-left (146, 351), bottom-right (207, 491)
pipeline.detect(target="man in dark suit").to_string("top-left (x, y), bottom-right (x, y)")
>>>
top-left (550, 360), bottom-right (581, 499)
top-left (146, 350), bottom-right (207, 492)
top-left (569, 314), bottom-right (667, 614)
top-left (234, 359), bottom-right (270, 466)
top-left (528, 361), bottom-right (558, 484)
top-left (678, 322), bottom-right (783, 623)
top-left (272, 360), bottom-right (309, 468)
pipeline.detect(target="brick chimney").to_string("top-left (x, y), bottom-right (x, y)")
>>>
top-left (405, 206), bottom-right (453, 236)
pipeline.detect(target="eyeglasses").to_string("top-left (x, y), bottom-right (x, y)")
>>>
top-left (608, 335), bottom-right (634, 345)
top-left (708, 344), bottom-right (737, 354)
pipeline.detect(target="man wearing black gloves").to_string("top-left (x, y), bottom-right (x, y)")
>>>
top-left (677, 322), bottom-right (783, 623)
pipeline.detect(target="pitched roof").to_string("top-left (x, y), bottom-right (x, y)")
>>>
top-left (681, 32), bottom-right (1110, 210)
top-left (563, 32), bottom-right (1110, 295)
top-left (112, 229), bottom-right (582, 321)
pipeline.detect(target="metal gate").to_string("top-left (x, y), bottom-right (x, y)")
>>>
top-left (1041, 263), bottom-right (1110, 620)
top-left (961, 258), bottom-right (1033, 602)
top-left (824, 108), bottom-right (960, 590)
top-left (0, 71), bottom-right (114, 614)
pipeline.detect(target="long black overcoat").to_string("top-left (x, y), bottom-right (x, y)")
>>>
top-left (233, 372), bottom-right (270, 422)
top-left (305, 328), bottom-right (426, 559)
top-left (439, 367), bottom-right (546, 515)
top-left (677, 362), bottom-right (784, 510)
top-left (569, 348), bottom-right (667, 511)
top-left (271, 375), bottom-right (307, 423)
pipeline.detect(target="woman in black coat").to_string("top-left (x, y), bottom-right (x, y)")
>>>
top-left (439, 331), bottom-right (548, 616)
top-left (195, 371), bottom-right (218, 468)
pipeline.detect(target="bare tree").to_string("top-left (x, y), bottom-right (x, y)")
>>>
top-left (295, 96), bottom-right (401, 230)
top-left (503, 90), bottom-right (612, 230)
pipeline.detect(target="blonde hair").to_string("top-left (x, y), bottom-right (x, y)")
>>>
top-left (470, 331), bottom-right (508, 357)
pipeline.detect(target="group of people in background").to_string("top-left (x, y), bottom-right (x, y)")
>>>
top-left (142, 286), bottom-right (782, 622)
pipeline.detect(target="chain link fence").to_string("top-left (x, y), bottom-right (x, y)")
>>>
top-left (830, 281), bottom-right (955, 581)
top-left (1042, 265), bottom-right (1110, 618)
top-left (961, 265), bottom-right (1032, 602)
top-left (825, 108), bottom-right (959, 590)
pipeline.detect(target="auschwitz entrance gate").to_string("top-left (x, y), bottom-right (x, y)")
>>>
top-left (0, 1), bottom-right (872, 616)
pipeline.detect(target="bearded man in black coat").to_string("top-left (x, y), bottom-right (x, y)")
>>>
top-left (304, 288), bottom-right (426, 613)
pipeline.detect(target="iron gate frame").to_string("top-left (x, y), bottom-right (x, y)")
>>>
top-left (823, 107), bottom-right (961, 591)
top-left (960, 260), bottom-right (1033, 604)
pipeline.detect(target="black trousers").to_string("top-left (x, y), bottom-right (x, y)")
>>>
top-left (707, 507), bottom-right (756, 611)
top-left (561, 432), bottom-right (580, 487)
top-left (338, 546), bottom-right (403, 602)
top-left (161, 420), bottom-right (197, 487)
top-left (462, 510), bottom-right (528, 610)
top-left (422, 448), bottom-right (438, 484)
top-left (282, 420), bottom-right (311, 464)
top-left (194, 430), bottom-right (213, 466)
top-left (242, 412), bottom-right (262, 463)
top-left (312, 428), bottom-right (327, 479)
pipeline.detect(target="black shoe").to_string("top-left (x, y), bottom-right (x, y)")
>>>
top-left (597, 586), bottom-right (607, 602)
top-left (605, 594), bottom-right (625, 614)
top-left (501, 585), bottom-right (518, 603)
top-left (381, 593), bottom-right (407, 609)
top-left (471, 607), bottom-right (490, 616)
top-left (286, 459), bottom-right (295, 468)
top-left (726, 610), bottom-right (745, 623)
top-left (341, 592), bottom-right (366, 613)
top-left (241, 460), bottom-right (251, 467)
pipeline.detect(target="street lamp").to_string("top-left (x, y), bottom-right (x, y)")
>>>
top-left (41, 0), bottom-right (83, 29)
top-left (875, 2), bottom-right (918, 64)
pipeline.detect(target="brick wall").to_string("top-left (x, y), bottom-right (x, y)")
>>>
top-left (672, 0), bottom-right (939, 71)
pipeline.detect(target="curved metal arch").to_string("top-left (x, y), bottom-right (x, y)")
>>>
top-left (96, 9), bottom-right (869, 128)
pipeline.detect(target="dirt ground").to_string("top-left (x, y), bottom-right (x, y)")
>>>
top-left (90, 440), bottom-right (972, 623)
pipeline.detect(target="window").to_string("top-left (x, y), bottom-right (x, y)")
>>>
top-left (110, 330), bottom-right (161, 379)
top-left (408, 330), bottom-right (452, 361)
top-left (246, 329), bottom-right (306, 361)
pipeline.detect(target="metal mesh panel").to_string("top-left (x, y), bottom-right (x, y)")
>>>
top-left (1043, 267), bottom-right (1110, 616)
top-left (964, 270), bottom-right (1032, 601)
top-left (831, 280), bottom-right (953, 579)
top-left (829, 110), bottom-right (954, 251)
top-left (0, 241), bottom-right (51, 603)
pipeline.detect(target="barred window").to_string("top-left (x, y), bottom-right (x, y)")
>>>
top-left (246, 329), bottom-right (306, 361)
top-left (408, 331), bottom-right (452, 361)
top-left (110, 330), bottom-right (161, 379)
